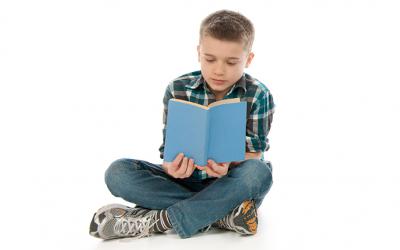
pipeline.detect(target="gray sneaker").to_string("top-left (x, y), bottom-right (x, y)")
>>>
top-left (212, 200), bottom-right (258, 235)
top-left (89, 204), bottom-right (159, 240)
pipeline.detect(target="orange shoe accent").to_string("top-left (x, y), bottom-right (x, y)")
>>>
top-left (242, 200), bottom-right (253, 214)
top-left (245, 217), bottom-right (258, 234)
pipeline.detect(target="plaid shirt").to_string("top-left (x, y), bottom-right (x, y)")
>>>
top-left (159, 70), bottom-right (275, 180)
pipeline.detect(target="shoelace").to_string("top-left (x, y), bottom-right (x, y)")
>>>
top-left (218, 214), bottom-right (237, 232)
top-left (200, 224), bottom-right (212, 233)
top-left (217, 203), bottom-right (246, 233)
top-left (113, 211), bottom-right (159, 238)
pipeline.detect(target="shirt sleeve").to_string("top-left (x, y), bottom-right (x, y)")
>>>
top-left (158, 84), bottom-right (174, 159)
top-left (246, 90), bottom-right (275, 152)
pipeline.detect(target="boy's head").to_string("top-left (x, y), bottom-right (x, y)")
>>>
top-left (197, 10), bottom-right (255, 99)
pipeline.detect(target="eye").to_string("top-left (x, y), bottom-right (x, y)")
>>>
top-left (227, 62), bottom-right (237, 66)
top-left (205, 59), bottom-right (215, 63)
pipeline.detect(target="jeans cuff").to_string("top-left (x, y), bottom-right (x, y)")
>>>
top-left (166, 206), bottom-right (191, 239)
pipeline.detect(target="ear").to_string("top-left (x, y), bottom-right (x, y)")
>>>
top-left (245, 52), bottom-right (254, 68)
top-left (197, 45), bottom-right (200, 62)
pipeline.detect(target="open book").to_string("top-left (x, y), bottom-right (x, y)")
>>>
top-left (164, 98), bottom-right (246, 166)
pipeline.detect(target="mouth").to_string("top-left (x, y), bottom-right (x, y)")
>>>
top-left (211, 78), bottom-right (226, 85)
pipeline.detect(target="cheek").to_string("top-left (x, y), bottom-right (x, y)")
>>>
top-left (227, 67), bottom-right (243, 79)
top-left (200, 63), bottom-right (211, 74)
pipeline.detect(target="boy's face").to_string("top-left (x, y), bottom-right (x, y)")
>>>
top-left (197, 35), bottom-right (254, 99)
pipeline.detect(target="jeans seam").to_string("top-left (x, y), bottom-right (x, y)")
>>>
top-left (166, 206), bottom-right (189, 238)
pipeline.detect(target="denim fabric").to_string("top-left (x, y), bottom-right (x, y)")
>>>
top-left (104, 158), bottom-right (273, 238)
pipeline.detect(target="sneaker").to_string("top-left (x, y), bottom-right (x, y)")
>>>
top-left (212, 200), bottom-right (258, 235)
top-left (89, 204), bottom-right (159, 240)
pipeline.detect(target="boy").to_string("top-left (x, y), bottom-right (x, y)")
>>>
top-left (89, 9), bottom-right (275, 240)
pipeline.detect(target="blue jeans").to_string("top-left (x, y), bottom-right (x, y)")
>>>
top-left (104, 158), bottom-right (273, 238)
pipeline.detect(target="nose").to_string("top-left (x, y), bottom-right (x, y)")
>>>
top-left (213, 62), bottom-right (225, 76)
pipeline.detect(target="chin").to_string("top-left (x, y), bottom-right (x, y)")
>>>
top-left (209, 83), bottom-right (226, 91)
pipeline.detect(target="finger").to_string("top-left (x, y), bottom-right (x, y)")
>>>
top-left (210, 160), bottom-right (230, 169)
top-left (172, 153), bottom-right (184, 169)
top-left (176, 157), bottom-right (189, 177)
top-left (221, 162), bottom-right (230, 170)
top-left (207, 159), bottom-right (225, 174)
top-left (185, 158), bottom-right (195, 177)
top-left (222, 162), bottom-right (230, 167)
top-left (205, 165), bottom-right (221, 178)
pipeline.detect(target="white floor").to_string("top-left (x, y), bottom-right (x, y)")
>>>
top-left (1, 1), bottom-right (400, 249)
top-left (3, 102), bottom-right (399, 250)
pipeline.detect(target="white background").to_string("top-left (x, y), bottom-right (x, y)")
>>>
top-left (1, 0), bottom-right (399, 249)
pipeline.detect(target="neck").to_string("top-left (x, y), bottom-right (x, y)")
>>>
top-left (215, 94), bottom-right (224, 101)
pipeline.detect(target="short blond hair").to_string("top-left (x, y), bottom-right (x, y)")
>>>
top-left (199, 10), bottom-right (255, 51)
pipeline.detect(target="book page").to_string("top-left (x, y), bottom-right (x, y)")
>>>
top-left (208, 98), bottom-right (240, 108)
top-left (164, 100), bottom-right (209, 166)
top-left (171, 97), bottom-right (241, 110)
top-left (207, 101), bottom-right (246, 163)
top-left (171, 99), bottom-right (208, 110)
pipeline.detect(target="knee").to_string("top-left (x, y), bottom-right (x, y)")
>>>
top-left (104, 158), bottom-right (132, 191)
top-left (236, 159), bottom-right (273, 194)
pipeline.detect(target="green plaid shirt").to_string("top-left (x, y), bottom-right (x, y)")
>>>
top-left (159, 70), bottom-right (275, 180)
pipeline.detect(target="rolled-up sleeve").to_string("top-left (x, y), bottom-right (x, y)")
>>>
top-left (159, 84), bottom-right (174, 159)
top-left (246, 90), bottom-right (275, 152)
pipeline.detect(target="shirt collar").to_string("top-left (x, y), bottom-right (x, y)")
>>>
top-left (186, 75), bottom-right (205, 90)
top-left (233, 74), bottom-right (247, 93)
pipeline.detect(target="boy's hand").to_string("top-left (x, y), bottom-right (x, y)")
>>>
top-left (162, 153), bottom-right (196, 179)
top-left (195, 159), bottom-right (230, 178)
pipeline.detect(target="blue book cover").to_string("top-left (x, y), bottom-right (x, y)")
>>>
top-left (164, 98), bottom-right (246, 166)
